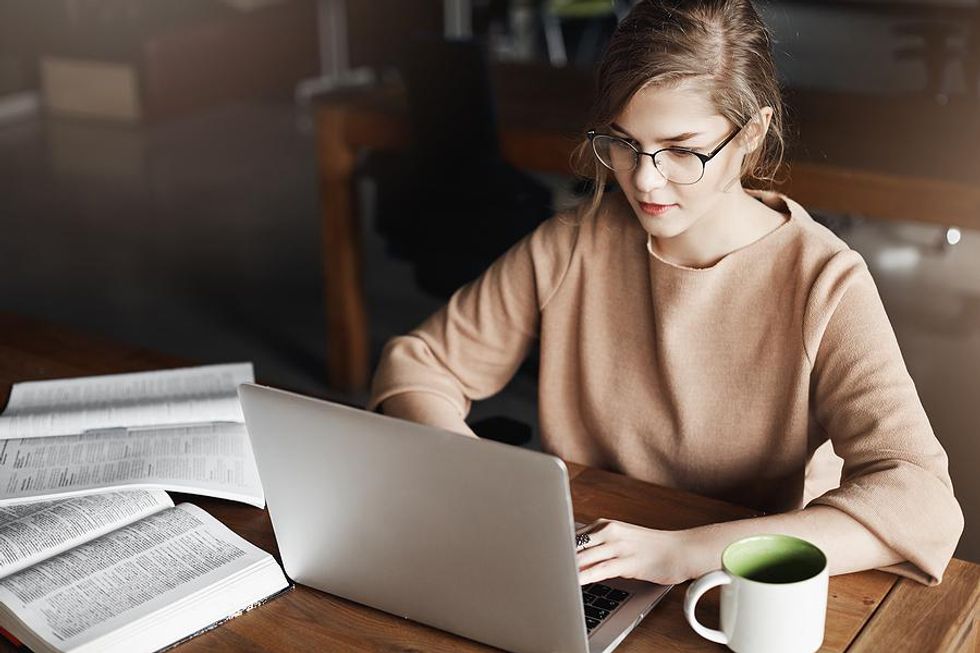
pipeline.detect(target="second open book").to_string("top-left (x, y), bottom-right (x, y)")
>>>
top-left (0, 363), bottom-right (264, 507)
top-left (0, 490), bottom-right (289, 653)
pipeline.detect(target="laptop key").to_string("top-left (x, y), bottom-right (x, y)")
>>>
top-left (586, 617), bottom-right (600, 631)
top-left (607, 589), bottom-right (630, 602)
top-left (587, 583), bottom-right (613, 597)
top-left (592, 597), bottom-right (620, 611)
top-left (585, 605), bottom-right (609, 620)
top-left (581, 592), bottom-right (595, 605)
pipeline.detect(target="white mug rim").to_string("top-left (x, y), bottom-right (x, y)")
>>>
top-left (721, 534), bottom-right (828, 587)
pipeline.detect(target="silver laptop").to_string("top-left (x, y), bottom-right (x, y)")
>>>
top-left (239, 384), bottom-right (670, 653)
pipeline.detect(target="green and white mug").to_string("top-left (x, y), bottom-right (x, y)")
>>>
top-left (683, 534), bottom-right (829, 653)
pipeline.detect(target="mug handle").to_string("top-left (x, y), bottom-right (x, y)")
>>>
top-left (683, 569), bottom-right (732, 645)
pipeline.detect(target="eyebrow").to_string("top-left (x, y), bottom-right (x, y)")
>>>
top-left (609, 122), bottom-right (703, 144)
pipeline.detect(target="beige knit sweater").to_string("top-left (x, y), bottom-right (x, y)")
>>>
top-left (369, 188), bottom-right (964, 585)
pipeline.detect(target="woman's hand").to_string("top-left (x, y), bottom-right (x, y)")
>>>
top-left (576, 519), bottom-right (694, 586)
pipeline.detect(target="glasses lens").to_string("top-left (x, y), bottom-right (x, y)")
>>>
top-left (592, 136), bottom-right (637, 171)
top-left (654, 150), bottom-right (704, 185)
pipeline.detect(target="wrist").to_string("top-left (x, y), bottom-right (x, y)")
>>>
top-left (677, 526), bottom-right (718, 580)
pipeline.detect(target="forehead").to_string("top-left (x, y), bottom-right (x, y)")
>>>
top-left (614, 81), bottom-right (727, 139)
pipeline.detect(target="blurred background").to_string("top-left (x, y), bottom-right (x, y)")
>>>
top-left (0, 0), bottom-right (977, 562)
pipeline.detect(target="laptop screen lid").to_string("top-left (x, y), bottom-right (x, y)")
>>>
top-left (239, 383), bottom-right (590, 653)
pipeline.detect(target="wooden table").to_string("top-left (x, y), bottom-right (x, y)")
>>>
top-left (1, 312), bottom-right (978, 652)
top-left (314, 61), bottom-right (980, 392)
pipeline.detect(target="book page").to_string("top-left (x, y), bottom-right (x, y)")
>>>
top-left (0, 363), bottom-right (254, 439)
top-left (0, 423), bottom-right (264, 508)
top-left (0, 503), bottom-right (286, 651)
top-left (0, 490), bottom-right (173, 579)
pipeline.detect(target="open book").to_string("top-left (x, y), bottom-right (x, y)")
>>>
top-left (0, 489), bottom-right (289, 653)
top-left (0, 364), bottom-right (264, 507)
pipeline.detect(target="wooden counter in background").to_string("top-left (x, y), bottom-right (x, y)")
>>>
top-left (314, 62), bottom-right (980, 391)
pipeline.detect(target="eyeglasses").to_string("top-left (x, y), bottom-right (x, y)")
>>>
top-left (587, 124), bottom-right (745, 185)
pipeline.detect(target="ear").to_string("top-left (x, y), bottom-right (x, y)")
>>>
top-left (740, 107), bottom-right (773, 153)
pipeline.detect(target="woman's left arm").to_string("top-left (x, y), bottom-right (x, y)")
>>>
top-left (580, 251), bottom-right (963, 587)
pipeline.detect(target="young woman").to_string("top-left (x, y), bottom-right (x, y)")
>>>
top-left (369, 0), bottom-right (963, 587)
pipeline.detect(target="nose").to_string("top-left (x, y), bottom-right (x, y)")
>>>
top-left (633, 154), bottom-right (668, 193)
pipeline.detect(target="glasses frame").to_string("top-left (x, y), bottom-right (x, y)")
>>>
top-left (586, 123), bottom-right (745, 185)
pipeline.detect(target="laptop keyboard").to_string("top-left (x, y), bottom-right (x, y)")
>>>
top-left (581, 583), bottom-right (632, 633)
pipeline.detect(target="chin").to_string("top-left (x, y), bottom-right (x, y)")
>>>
top-left (635, 211), bottom-right (692, 241)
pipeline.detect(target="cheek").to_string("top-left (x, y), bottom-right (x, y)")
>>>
top-left (674, 179), bottom-right (713, 204)
top-left (705, 148), bottom-right (745, 186)
top-left (612, 170), bottom-right (632, 191)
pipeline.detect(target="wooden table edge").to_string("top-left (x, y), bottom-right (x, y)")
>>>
top-left (848, 558), bottom-right (980, 652)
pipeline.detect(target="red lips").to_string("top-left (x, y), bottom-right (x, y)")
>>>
top-left (638, 201), bottom-right (678, 216)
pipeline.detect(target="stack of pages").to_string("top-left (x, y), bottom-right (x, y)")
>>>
top-left (0, 363), bottom-right (264, 507)
top-left (0, 364), bottom-right (290, 653)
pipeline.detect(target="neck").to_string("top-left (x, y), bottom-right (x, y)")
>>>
top-left (650, 188), bottom-right (762, 268)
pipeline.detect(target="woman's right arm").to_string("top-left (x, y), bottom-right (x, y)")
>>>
top-left (380, 392), bottom-right (477, 437)
top-left (369, 214), bottom-right (579, 435)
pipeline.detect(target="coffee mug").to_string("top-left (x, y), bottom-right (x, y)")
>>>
top-left (683, 534), bottom-right (828, 653)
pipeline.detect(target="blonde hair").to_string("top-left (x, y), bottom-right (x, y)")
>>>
top-left (569, 0), bottom-right (786, 220)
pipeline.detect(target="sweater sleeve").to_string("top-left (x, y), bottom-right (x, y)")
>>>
top-left (367, 214), bottom-right (579, 417)
top-left (803, 250), bottom-right (964, 585)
